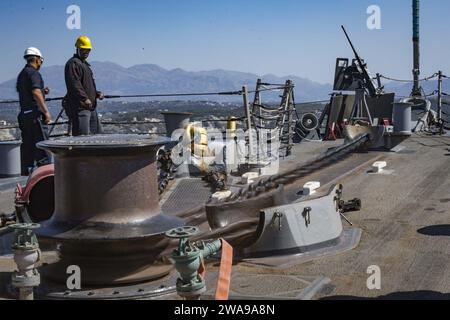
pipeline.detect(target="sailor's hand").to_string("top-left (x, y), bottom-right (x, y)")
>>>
top-left (83, 98), bottom-right (93, 110)
top-left (44, 87), bottom-right (50, 95)
top-left (44, 111), bottom-right (53, 124)
top-left (96, 91), bottom-right (105, 100)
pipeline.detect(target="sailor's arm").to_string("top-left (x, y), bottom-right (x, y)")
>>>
top-left (32, 89), bottom-right (52, 124)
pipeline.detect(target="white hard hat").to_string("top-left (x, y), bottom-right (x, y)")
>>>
top-left (24, 47), bottom-right (43, 59)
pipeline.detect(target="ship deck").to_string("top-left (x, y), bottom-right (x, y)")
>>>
top-left (235, 133), bottom-right (450, 299)
top-left (0, 133), bottom-right (449, 299)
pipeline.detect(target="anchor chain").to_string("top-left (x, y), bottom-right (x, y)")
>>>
top-left (223, 134), bottom-right (370, 203)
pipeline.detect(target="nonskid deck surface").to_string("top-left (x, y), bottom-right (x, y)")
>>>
top-left (0, 134), bottom-right (449, 299)
top-left (287, 134), bottom-right (450, 299)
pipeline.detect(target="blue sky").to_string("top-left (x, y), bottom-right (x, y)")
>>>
top-left (0, 0), bottom-right (449, 84)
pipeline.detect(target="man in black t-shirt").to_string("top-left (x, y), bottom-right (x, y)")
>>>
top-left (16, 47), bottom-right (53, 176)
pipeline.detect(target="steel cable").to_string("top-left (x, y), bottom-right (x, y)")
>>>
top-left (378, 73), bottom-right (438, 83)
top-left (0, 93), bottom-right (333, 132)
top-left (0, 85), bottom-right (295, 105)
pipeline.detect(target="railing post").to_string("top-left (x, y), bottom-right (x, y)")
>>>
top-left (243, 86), bottom-right (253, 161)
top-left (437, 70), bottom-right (443, 133)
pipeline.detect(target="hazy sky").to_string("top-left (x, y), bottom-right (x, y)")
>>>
top-left (1, 0), bottom-right (449, 84)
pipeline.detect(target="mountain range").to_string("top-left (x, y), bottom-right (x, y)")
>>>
top-left (0, 61), bottom-right (448, 102)
top-left (0, 62), bottom-right (333, 102)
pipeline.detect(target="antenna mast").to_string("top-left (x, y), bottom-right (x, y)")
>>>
top-left (411, 0), bottom-right (422, 97)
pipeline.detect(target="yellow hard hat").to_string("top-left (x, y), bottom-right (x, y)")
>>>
top-left (75, 36), bottom-right (92, 50)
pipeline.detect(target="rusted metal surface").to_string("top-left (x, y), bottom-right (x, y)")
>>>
top-left (36, 134), bottom-right (184, 286)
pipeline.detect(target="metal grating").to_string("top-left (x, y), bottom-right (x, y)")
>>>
top-left (161, 179), bottom-right (211, 216)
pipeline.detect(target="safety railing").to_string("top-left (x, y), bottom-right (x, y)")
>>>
top-left (0, 100), bottom-right (329, 136)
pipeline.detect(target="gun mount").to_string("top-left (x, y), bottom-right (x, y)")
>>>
top-left (334, 26), bottom-right (382, 98)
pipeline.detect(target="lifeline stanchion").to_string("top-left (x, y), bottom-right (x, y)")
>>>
top-left (48, 108), bottom-right (66, 136)
top-left (438, 71), bottom-right (443, 129)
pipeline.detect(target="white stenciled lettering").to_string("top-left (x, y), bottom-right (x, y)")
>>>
top-left (66, 265), bottom-right (81, 290)
top-left (367, 265), bottom-right (381, 290)
top-left (66, 5), bottom-right (81, 30)
top-left (367, 5), bottom-right (382, 30)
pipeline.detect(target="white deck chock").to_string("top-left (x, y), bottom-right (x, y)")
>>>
top-left (242, 172), bottom-right (259, 185)
top-left (303, 181), bottom-right (321, 196)
top-left (210, 190), bottom-right (232, 204)
top-left (372, 161), bottom-right (387, 173)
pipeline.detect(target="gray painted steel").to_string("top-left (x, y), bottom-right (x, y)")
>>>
top-left (243, 184), bottom-right (344, 257)
top-left (0, 140), bottom-right (21, 178)
top-left (393, 102), bottom-right (412, 134)
top-left (161, 112), bottom-right (192, 138)
top-left (241, 228), bottom-right (361, 269)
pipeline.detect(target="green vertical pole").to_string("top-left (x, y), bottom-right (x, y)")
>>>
top-left (412, 0), bottom-right (421, 96)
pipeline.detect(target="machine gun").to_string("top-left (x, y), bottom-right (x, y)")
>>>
top-left (334, 26), bottom-right (382, 98)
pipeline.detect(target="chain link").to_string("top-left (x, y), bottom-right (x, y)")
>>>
top-left (222, 134), bottom-right (370, 203)
top-left (378, 73), bottom-right (438, 83)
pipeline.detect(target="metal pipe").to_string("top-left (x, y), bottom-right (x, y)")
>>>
top-left (166, 227), bottom-right (222, 300)
top-left (10, 223), bottom-right (41, 300)
top-left (437, 71), bottom-right (444, 133)
top-left (412, 0), bottom-right (421, 96)
top-left (161, 111), bottom-right (193, 138)
top-left (243, 86), bottom-right (254, 160)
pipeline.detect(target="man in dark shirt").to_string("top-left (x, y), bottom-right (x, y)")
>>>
top-left (64, 36), bottom-right (104, 136)
top-left (16, 47), bottom-right (53, 176)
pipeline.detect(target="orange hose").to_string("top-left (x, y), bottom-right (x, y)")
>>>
top-left (214, 239), bottom-right (233, 300)
top-left (197, 239), bottom-right (233, 300)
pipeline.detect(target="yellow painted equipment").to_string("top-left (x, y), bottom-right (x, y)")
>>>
top-left (227, 117), bottom-right (237, 131)
top-left (187, 124), bottom-right (210, 157)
